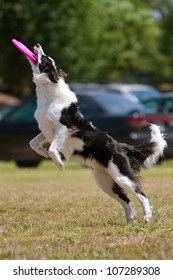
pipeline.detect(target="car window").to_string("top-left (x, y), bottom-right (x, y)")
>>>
top-left (91, 94), bottom-right (143, 115)
top-left (143, 99), bottom-right (173, 114)
top-left (163, 100), bottom-right (173, 113)
top-left (142, 100), bottom-right (160, 114)
top-left (4, 97), bottom-right (36, 122)
top-left (77, 95), bottom-right (103, 115)
top-left (0, 105), bottom-right (16, 121)
top-left (129, 89), bottom-right (159, 101)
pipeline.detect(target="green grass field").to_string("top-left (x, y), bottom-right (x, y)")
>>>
top-left (0, 160), bottom-right (173, 260)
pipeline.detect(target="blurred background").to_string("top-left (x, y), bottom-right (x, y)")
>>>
top-left (1, 0), bottom-right (173, 99)
top-left (1, 0), bottom-right (173, 167)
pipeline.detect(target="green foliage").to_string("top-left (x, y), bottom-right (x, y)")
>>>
top-left (0, 0), bottom-right (172, 96)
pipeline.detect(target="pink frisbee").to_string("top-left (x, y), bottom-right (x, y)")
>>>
top-left (12, 39), bottom-right (37, 63)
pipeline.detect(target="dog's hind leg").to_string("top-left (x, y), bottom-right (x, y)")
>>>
top-left (112, 184), bottom-right (136, 223)
top-left (107, 161), bottom-right (152, 222)
top-left (133, 190), bottom-right (153, 223)
top-left (92, 168), bottom-right (135, 223)
top-left (30, 132), bottom-right (49, 158)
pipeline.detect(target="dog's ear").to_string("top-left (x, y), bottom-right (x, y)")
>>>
top-left (57, 69), bottom-right (67, 79)
top-left (48, 70), bottom-right (59, 83)
top-left (39, 55), bottom-right (67, 83)
top-left (39, 58), bottom-right (58, 83)
top-left (39, 65), bottom-right (59, 83)
top-left (48, 68), bottom-right (67, 83)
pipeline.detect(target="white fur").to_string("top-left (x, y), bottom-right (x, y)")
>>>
top-left (28, 44), bottom-right (166, 224)
top-left (144, 124), bottom-right (167, 169)
top-left (29, 45), bottom-right (77, 170)
top-left (136, 193), bottom-right (153, 222)
top-left (108, 161), bottom-right (136, 194)
top-left (92, 167), bottom-right (136, 223)
top-left (107, 161), bottom-right (153, 222)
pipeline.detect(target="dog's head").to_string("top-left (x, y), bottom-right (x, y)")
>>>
top-left (31, 43), bottom-right (66, 83)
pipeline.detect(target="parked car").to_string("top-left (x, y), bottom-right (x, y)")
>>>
top-left (0, 104), bottom-right (21, 121)
top-left (0, 95), bottom-right (41, 167)
top-left (105, 83), bottom-right (161, 102)
top-left (76, 88), bottom-right (173, 160)
top-left (142, 92), bottom-right (173, 114)
top-left (142, 92), bottom-right (173, 158)
top-left (0, 89), bottom-right (171, 167)
top-left (76, 88), bottom-right (145, 141)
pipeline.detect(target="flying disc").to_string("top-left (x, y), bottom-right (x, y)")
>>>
top-left (12, 39), bottom-right (37, 63)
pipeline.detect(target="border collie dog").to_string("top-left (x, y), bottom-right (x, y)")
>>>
top-left (29, 44), bottom-right (167, 223)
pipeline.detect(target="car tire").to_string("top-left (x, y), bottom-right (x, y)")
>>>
top-left (15, 160), bottom-right (41, 168)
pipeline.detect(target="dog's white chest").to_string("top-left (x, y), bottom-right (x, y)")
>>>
top-left (34, 104), bottom-right (58, 143)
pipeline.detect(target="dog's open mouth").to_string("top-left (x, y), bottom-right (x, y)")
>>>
top-left (33, 48), bottom-right (38, 57)
top-left (32, 44), bottom-right (46, 62)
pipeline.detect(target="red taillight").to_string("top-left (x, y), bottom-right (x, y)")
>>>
top-left (125, 116), bottom-right (148, 127)
top-left (125, 115), bottom-right (173, 128)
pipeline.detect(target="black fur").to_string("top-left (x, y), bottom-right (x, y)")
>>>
top-left (39, 55), bottom-right (58, 83)
top-left (30, 44), bottom-right (165, 223)
top-left (60, 102), bottom-right (153, 210)
top-left (60, 102), bottom-right (156, 178)
top-left (60, 103), bottom-right (92, 130)
top-left (39, 55), bottom-right (66, 83)
top-left (112, 183), bottom-right (130, 203)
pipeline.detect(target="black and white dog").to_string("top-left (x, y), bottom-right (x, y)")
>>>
top-left (29, 44), bottom-right (167, 223)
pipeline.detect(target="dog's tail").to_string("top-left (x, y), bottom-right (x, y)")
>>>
top-left (124, 124), bottom-right (167, 170)
top-left (142, 124), bottom-right (167, 168)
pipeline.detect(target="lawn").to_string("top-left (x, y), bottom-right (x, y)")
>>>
top-left (0, 160), bottom-right (173, 260)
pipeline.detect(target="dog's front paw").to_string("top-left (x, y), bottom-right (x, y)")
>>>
top-left (39, 148), bottom-right (49, 158)
top-left (58, 161), bottom-right (65, 172)
top-left (48, 150), bottom-right (64, 171)
top-left (54, 158), bottom-right (64, 171)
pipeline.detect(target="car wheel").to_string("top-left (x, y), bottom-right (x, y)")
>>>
top-left (15, 160), bottom-right (41, 168)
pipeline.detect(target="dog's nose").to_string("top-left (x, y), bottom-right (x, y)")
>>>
top-left (36, 43), bottom-right (40, 48)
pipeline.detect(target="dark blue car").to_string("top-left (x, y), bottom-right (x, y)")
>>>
top-left (0, 88), bottom-right (171, 167)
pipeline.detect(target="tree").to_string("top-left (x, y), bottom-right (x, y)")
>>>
top-left (0, 0), bottom-right (164, 97)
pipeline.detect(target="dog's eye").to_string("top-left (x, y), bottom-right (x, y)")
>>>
top-left (39, 63), bottom-right (50, 73)
top-left (43, 66), bottom-right (50, 73)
